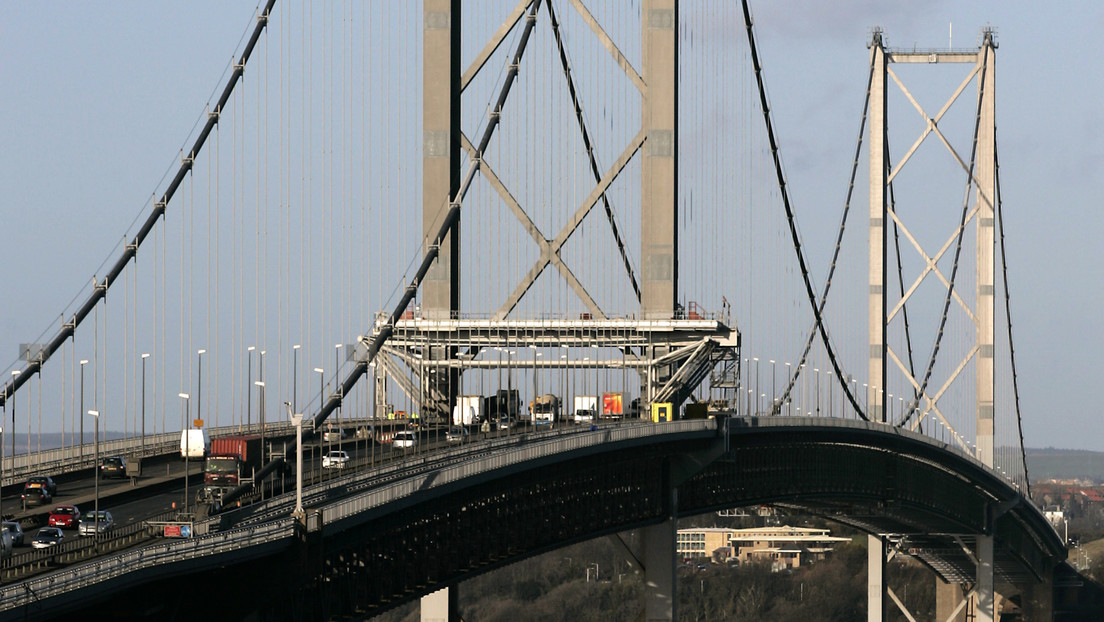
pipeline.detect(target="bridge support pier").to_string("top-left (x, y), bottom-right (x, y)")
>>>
top-left (1017, 572), bottom-right (1054, 621)
top-left (936, 580), bottom-right (968, 622)
top-left (421, 586), bottom-right (459, 622)
top-left (642, 517), bottom-right (677, 621)
top-left (868, 535), bottom-right (886, 621)
top-left (976, 535), bottom-right (995, 622)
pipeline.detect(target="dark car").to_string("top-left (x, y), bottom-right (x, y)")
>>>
top-left (31, 527), bottom-right (64, 550)
top-left (2, 521), bottom-right (25, 546)
top-left (99, 456), bottom-right (128, 478)
top-left (24, 475), bottom-right (58, 497)
top-left (21, 486), bottom-right (52, 507)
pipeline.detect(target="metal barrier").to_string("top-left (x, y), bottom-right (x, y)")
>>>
top-left (0, 518), bottom-right (295, 612)
top-left (0, 421), bottom-right (295, 488)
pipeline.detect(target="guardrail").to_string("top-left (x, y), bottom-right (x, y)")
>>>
top-left (0, 517), bottom-right (295, 612)
top-left (0, 419), bottom-right (716, 612)
top-left (0, 421), bottom-right (296, 488)
top-left (321, 419), bottom-right (716, 528)
top-left (0, 509), bottom-right (179, 583)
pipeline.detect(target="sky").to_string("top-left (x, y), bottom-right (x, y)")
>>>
top-left (1, 1), bottom-right (1102, 450)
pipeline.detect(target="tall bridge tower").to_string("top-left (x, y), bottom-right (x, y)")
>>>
top-left (866, 28), bottom-right (1006, 622)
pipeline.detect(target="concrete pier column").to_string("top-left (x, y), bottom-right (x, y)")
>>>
top-left (642, 518), bottom-right (677, 621)
top-left (868, 535), bottom-right (885, 621)
top-left (976, 535), bottom-right (995, 622)
top-left (1018, 573), bottom-right (1054, 621)
top-left (935, 580), bottom-right (968, 622)
top-left (421, 586), bottom-right (458, 622)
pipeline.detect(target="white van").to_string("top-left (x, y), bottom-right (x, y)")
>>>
top-left (179, 428), bottom-right (210, 459)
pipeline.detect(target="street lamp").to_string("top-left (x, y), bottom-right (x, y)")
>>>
top-left (197, 349), bottom-right (206, 429)
top-left (247, 346), bottom-right (256, 429)
top-left (178, 393), bottom-right (191, 514)
top-left (753, 358), bottom-right (759, 415)
top-left (335, 344), bottom-right (343, 448)
top-left (141, 353), bottom-right (150, 456)
top-left (293, 344), bottom-right (301, 414)
top-left (285, 402), bottom-right (304, 516)
top-left (255, 381), bottom-right (266, 466)
top-left (11, 371), bottom-right (19, 464)
top-left (814, 368), bottom-right (820, 416)
top-left (88, 410), bottom-right (100, 531)
top-left (769, 360), bottom-right (776, 415)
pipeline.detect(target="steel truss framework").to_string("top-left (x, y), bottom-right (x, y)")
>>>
top-left (361, 316), bottom-right (740, 419)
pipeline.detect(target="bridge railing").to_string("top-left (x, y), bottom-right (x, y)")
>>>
top-left (321, 420), bottom-right (717, 528)
top-left (0, 517), bottom-right (296, 612)
top-left (0, 421), bottom-right (295, 489)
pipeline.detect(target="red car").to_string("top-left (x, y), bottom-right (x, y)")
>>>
top-left (47, 505), bottom-right (82, 529)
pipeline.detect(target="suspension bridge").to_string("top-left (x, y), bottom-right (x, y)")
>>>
top-left (0, 2), bottom-right (1077, 620)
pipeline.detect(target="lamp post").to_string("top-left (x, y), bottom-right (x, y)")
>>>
top-left (141, 353), bottom-right (150, 456)
top-left (335, 344), bottom-right (343, 448)
top-left (286, 402), bottom-right (304, 516)
top-left (178, 393), bottom-right (191, 514)
top-left (785, 362), bottom-right (792, 415)
top-left (88, 410), bottom-right (100, 531)
top-left (246, 346), bottom-right (256, 430)
top-left (197, 349), bottom-right (206, 429)
top-left (11, 371), bottom-right (19, 464)
top-left (255, 381), bottom-right (266, 467)
top-left (814, 368), bottom-right (821, 416)
top-left (769, 360), bottom-right (776, 415)
top-left (293, 344), bottom-right (301, 414)
top-left (315, 367), bottom-right (325, 413)
top-left (753, 358), bottom-right (759, 415)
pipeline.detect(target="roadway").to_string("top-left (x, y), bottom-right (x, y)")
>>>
top-left (0, 420), bottom-right (539, 580)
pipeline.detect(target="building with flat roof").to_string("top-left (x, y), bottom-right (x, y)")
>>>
top-left (677, 525), bottom-right (852, 571)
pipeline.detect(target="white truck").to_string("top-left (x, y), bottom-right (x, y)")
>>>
top-left (529, 394), bottom-right (561, 426)
top-left (573, 395), bottom-right (598, 424)
top-left (452, 395), bottom-right (485, 426)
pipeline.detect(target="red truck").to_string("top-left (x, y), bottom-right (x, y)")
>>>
top-left (204, 435), bottom-right (262, 488)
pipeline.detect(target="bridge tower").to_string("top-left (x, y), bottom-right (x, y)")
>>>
top-left (866, 28), bottom-right (1002, 622)
top-left (415, 1), bottom-right (686, 619)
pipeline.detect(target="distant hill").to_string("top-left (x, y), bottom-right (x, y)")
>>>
top-left (1027, 448), bottom-right (1104, 483)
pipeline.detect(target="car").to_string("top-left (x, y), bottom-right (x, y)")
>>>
top-left (21, 487), bottom-right (52, 507)
top-left (99, 456), bottom-right (128, 478)
top-left (78, 511), bottom-right (114, 536)
top-left (321, 450), bottom-right (350, 469)
top-left (47, 505), bottom-right (82, 529)
top-left (392, 431), bottom-right (417, 448)
top-left (31, 527), bottom-right (64, 549)
top-left (0, 528), bottom-right (11, 559)
top-left (322, 427), bottom-right (347, 443)
top-left (445, 426), bottom-right (469, 443)
top-left (24, 475), bottom-right (58, 498)
top-left (495, 415), bottom-right (516, 430)
top-left (2, 521), bottom-right (25, 546)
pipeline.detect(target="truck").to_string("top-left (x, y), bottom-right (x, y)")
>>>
top-left (202, 435), bottom-right (263, 501)
top-left (602, 392), bottom-right (624, 420)
top-left (489, 389), bottom-right (521, 424)
top-left (452, 395), bottom-right (486, 426)
top-left (573, 395), bottom-right (598, 424)
top-left (529, 394), bottom-right (561, 426)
